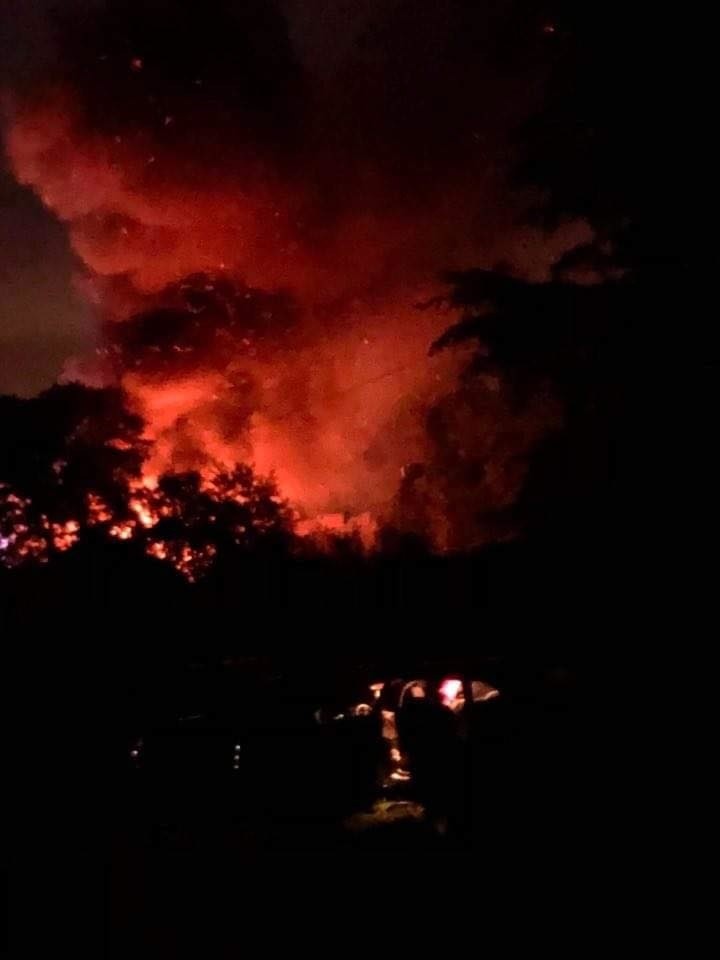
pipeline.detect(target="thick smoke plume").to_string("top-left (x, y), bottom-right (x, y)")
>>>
top-left (3, 0), bottom-right (579, 546)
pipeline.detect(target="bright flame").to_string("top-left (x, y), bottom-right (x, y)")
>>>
top-left (120, 293), bottom-right (463, 538)
top-left (439, 678), bottom-right (463, 705)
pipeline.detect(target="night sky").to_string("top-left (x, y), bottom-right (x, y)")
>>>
top-left (0, 1), bottom-right (95, 394)
top-left (0, 168), bottom-right (92, 395)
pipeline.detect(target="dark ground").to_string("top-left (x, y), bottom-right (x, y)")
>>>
top-left (5, 544), bottom-right (648, 955)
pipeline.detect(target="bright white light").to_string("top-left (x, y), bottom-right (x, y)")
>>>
top-left (439, 678), bottom-right (462, 704)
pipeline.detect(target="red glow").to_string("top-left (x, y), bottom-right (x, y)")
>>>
top-left (5, 85), bottom-right (573, 556)
top-left (120, 295), bottom-right (462, 537)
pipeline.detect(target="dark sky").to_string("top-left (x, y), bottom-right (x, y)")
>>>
top-left (0, 0), bottom-right (96, 395)
top-left (0, 168), bottom-right (91, 395)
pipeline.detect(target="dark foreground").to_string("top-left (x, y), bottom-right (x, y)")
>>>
top-left (9, 644), bottom-right (639, 958)
top-left (100, 657), bottom-right (602, 952)
top-left (5, 546), bottom-right (636, 954)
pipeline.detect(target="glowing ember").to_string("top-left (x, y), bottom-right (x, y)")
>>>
top-left (295, 512), bottom-right (377, 549)
top-left (129, 497), bottom-right (155, 528)
top-left (111, 522), bottom-right (135, 540)
top-left (50, 520), bottom-right (80, 552)
top-left (87, 494), bottom-right (112, 525)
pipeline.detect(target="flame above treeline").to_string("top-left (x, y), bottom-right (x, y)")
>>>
top-left (1, 457), bottom-right (297, 581)
top-left (2, 0), bottom-right (573, 569)
top-left (108, 269), bottom-right (466, 536)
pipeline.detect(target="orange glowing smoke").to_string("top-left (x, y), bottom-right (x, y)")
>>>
top-left (5, 99), bottom-right (472, 542)
top-left (119, 292), bottom-right (463, 527)
top-left (4, 59), bottom-right (573, 550)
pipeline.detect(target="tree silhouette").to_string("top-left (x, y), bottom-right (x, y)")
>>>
top-left (0, 383), bottom-right (145, 514)
top-left (432, 269), bottom-right (626, 543)
top-left (0, 384), bottom-right (147, 563)
top-left (144, 466), bottom-right (293, 578)
top-left (429, 1), bottom-right (687, 546)
top-left (0, 384), bottom-right (293, 574)
top-left (109, 273), bottom-right (300, 380)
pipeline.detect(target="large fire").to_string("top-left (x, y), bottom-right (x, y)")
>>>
top-left (1, 0), bottom-right (574, 574)
top-left (6, 100), bottom-right (469, 541)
